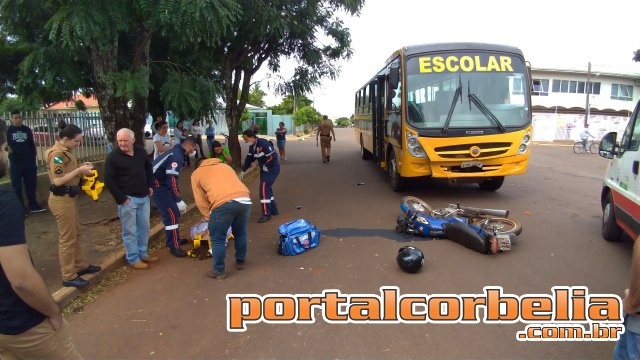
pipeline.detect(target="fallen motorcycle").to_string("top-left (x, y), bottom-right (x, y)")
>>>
top-left (395, 196), bottom-right (522, 255)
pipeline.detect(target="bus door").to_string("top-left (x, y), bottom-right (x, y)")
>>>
top-left (370, 76), bottom-right (386, 163)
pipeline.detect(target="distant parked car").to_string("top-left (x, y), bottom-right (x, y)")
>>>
top-left (84, 124), bottom-right (106, 144)
top-left (32, 125), bottom-right (56, 146)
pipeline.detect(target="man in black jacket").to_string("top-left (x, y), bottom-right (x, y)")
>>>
top-left (7, 110), bottom-right (46, 213)
top-left (104, 128), bottom-right (156, 269)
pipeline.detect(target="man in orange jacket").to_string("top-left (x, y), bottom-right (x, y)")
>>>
top-left (191, 158), bottom-right (252, 279)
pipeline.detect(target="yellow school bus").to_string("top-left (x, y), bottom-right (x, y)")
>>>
top-left (353, 43), bottom-right (532, 191)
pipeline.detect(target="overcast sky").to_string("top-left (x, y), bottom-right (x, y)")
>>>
top-left (259, 0), bottom-right (639, 119)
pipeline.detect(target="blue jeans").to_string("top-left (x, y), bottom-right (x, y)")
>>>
top-left (209, 200), bottom-right (251, 274)
top-left (206, 137), bottom-right (214, 156)
top-left (117, 196), bottom-right (151, 264)
top-left (615, 315), bottom-right (640, 360)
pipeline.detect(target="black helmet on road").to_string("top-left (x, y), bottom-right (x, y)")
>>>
top-left (396, 246), bottom-right (424, 273)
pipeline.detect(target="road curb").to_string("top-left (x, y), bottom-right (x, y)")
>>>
top-left (52, 218), bottom-right (168, 308)
top-left (52, 166), bottom-right (258, 308)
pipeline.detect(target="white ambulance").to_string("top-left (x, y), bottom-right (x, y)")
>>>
top-left (599, 100), bottom-right (640, 241)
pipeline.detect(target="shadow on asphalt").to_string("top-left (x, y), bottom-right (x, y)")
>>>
top-left (321, 227), bottom-right (434, 243)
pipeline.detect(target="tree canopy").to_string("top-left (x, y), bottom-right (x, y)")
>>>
top-left (0, 0), bottom-right (364, 164)
top-left (209, 0), bottom-right (364, 166)
top-left (0, 0), bottom-right (238, 143)
top-left (335, 116), bottom-right (351, 127)
top-left (247, 83), bottom-right (266, 108)
top-left (268, 95), bottom-right (313, 115)
top-left (292, 105), bottom-right (321, 127)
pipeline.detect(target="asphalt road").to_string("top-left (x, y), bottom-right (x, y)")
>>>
top-left (68, 128), bottom-right (631, 359)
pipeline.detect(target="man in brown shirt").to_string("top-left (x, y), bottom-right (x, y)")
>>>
top-left (315, 115), bottom-right (336, 163)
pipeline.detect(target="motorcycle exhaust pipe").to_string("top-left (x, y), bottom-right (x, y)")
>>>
top-left (456, 205), bottom-right (509, 218)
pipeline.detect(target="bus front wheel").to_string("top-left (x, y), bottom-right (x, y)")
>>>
top-left (388, 150), bottom-right (405, 192)
top-left (478, 177), bottom-right (504, 191)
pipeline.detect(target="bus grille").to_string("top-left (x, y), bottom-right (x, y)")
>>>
top-left (434, 142), bottom-right (511, 159)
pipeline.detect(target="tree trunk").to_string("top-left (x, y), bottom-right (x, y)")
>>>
top-left (224, 58), bottom-right (259, 169)
top-left (225, 101), bottom-right (242, 169)
top-left (129, 24), bottom-right (152, 146)
top-left (90, 43), bottom-right (129, 145)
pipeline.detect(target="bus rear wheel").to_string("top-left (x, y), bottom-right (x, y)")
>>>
top-left (388, 150), bottom-right (405, 192)
top-left (478, 177), bottom-right (504, 191)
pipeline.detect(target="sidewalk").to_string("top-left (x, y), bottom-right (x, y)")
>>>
top-left (24, 163), bottom-right (253, 307)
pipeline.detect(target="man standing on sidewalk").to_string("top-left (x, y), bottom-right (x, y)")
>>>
top-left (0, 120), bottom-right (82, 359)
top-left (104, 128), bottom-right (157, 270)
top-left (191, 157), bottom-right (252, 279)
top-left (7, 110), bottom-right (46, 213)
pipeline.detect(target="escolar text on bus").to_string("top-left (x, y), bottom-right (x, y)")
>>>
top-left (418, 55), bottom-right (513, 73)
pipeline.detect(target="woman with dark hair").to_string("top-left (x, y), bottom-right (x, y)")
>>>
top-left (275, 121), bottom-right (287, 160)
top-left (211, 140), bottom-right (231, 164)
top-left (44, 121), bottom-right (101, 288)
top-left (152, 119), bottom-right (172, 159)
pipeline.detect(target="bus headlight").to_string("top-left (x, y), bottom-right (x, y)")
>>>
top-left (518, 131), bottom-right (532, 154)
top-left (406, 131), bottom-right (427, 158)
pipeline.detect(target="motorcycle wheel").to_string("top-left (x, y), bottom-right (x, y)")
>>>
top-left (475, 217), bottom-right (522, 236)
top-left (401, 196), bottom-right (433, 215)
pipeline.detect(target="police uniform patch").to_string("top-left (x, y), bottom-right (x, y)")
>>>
top-left (53, 156), bottom-right (63, 164)
top-left (54, 166), bottom-right (64, 174)
top-left (171, 162), bottom-right (178, 168)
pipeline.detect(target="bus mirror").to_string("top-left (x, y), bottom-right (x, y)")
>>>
top-left (389, 67), bottom-right (400, 90)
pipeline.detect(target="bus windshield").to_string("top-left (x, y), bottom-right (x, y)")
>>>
top-left (405, 52), bottom-right (529, 131)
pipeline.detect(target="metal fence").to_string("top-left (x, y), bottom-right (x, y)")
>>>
top-left (1, 111), bottom-right (109, 171)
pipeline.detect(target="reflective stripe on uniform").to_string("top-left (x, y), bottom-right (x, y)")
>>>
top-left (253, 150), bottom-right (275, 158)
top-left (165, 224), bottom-right (179, 230)
top-left (153, 153), bottom-right (172, 173)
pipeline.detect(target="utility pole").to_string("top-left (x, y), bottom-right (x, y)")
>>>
top-left (584, 62), bottom-right (591, 128)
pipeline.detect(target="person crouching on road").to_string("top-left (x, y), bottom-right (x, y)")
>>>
top-left (152, 136), bottom-right (198, 257)
top-left (239, 129), bottom-right (280, 223)
top-left (191, 157), bottom-right (252, 279)
top-left (104, 128), bottom-right (157, 270)
top-left (45, 121), bottom-right (101, 289)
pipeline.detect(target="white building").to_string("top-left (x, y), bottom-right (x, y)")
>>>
top-left (530, 66), bottom-right (640, 141)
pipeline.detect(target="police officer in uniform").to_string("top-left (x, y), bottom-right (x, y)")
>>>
top-left (45, 121), bottom-right (101, 288)
top-left (316, 115), bottom-right (336, 163)
top-left (240, 129), bottom-right (280, 223)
